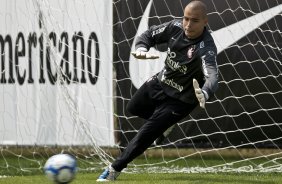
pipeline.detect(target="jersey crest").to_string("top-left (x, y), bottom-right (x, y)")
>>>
top-left (187, 45), bottom-right (195, 59)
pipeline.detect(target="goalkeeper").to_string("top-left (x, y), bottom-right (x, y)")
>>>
top-left (97, 0), bottom-right (218, 181)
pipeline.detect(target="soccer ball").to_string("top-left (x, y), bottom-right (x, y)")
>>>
top-left (44, 154), bottom-right (77, 184)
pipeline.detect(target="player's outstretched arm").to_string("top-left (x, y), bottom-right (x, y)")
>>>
top-left (193, 79), bottom-right (207, 109)
top-left (131, 47), bottom-right (159, 59)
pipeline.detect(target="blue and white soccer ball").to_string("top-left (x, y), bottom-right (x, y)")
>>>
top-left (44, 154), bottom-right (77, 184)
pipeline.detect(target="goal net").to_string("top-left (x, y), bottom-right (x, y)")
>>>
top-left (113, 0), bottom-right (282, 173)
top-left (0, 0), bottom-right (281, 176)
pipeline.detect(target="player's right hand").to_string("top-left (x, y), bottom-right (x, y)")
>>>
top-left (131, 47), bottom-right (159, 59)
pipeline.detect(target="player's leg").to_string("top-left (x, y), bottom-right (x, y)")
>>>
top-left (154, 123), bottom-right (176, 145)
top-left (126, 76), bottom-right (160, 119)
top-left (97, 99), bottom-right (195, 181)
top-left (111, 97), bottom-right (197, 173)
top-left (97, 76), bottom-right (161, 182)
top-left (127, 76), bottom-right (175, 145)
top-left (126, 84), bottom-right (155, 120)
top-left (96, 165), bottom-right (120, 182)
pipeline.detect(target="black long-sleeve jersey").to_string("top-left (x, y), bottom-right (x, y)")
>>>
top-left (135, 19), bottom-right (219, 104)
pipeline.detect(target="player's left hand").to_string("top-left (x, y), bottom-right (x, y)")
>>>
top-left (193, 79), bottom-right (205, 109)
top-left (131, 47), bottom-right (159, 59)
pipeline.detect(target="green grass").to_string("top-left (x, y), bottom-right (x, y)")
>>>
top-left (2, 153), bottom-right (282, 183)
top-left (1, 172), bottom-right (282, 184)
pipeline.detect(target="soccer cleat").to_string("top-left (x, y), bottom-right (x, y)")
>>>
top-left (154, 124), bottom-right (176, 145)
top-left (96, 165), bottom-right (120, 182)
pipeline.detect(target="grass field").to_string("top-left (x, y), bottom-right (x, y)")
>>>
top-left (1, 172), bottom-right (282, 184)
top-left (1, 149), bottom-right (282, 184)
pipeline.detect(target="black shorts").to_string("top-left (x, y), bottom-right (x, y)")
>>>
top-left (127, 75), bottom-right (197, 120)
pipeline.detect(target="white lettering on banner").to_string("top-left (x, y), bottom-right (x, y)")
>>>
top-left (0, 12), bottom-right (100, 85)
top-left (0, 0), bottom-right (113, 146)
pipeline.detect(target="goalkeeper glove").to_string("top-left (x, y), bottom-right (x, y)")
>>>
top-left (193, 79), bottom-right (208, 109)
top-left (131, 47), bottom-right (159, 59)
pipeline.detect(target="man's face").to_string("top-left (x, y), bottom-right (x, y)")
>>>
top-left (182, 7), bottom-right (207, 39)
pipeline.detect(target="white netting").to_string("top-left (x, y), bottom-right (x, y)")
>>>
top-left (0, 0), bottom-right (281, 176)
top-left (0, 0), bottom-right (114, 175)
top-left (113, 0), bottom-right (282, 173)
